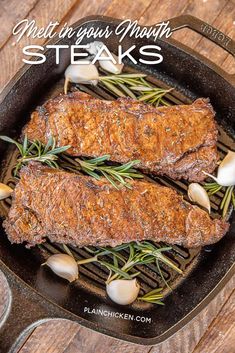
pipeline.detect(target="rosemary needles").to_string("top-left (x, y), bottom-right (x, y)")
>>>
top-left (0, 135), bottom-right (143, 189)
top-left (0, 135), bottom-right (70, 175)
top-left (99, 73), bottom-right (172, 106)
top-left (204, 183), bottom-right (235, 218)
top-left (76, 241), bottom-right (182, 304)
top-left (202, 150), bottom-right (235, 217)
top-left (61, 154), bottom-right (143, 189)
top-left (138, 288), bottom-right (164, 305)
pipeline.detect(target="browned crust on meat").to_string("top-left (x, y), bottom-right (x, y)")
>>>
top-left (3, 163), bottom-right (229, 249)
top-left (23, 92), bottom-right (219, 182)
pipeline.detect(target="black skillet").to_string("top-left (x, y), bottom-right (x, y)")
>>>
top-left (0, 15), bottom-right (234, 353)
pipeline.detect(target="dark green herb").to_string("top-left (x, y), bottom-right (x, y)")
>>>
top-left (76, 241), bottom-right (182, 303)
top-left (99, 73), bottom-right (172, 106)
top-left (0, 135), bottom-right (70, 175)
top-left (61, 154), bottom-right (143, 189)
top-left (0, 136), bottom-right (143, 188)
top-left (138, 287), bottom-right (164, 305)
top-left (204, 182), bottom-right (234, 217)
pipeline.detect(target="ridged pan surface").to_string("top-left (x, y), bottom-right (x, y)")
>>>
top-left (0, 17), bottom-right (234, 345)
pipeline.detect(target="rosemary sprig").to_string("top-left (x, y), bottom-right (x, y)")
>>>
top-left (61, 154), bottom-right (143, 189)
top-left (53, 239), bottom-right (168, 305)
top-left (77, 241), bottom-right (182, 292)
top-left (204, 182), bottom-right (222, 195)
top-left (58, 240), bottom-right (174, 305)
top-left (0, 136), bottom-right (143, 188)
top-left (133, 241), bottom-right (182, 274)
top-left (204, 182), bottom-right (234, 217)
top-left (0, 135), bottom-right (70, 175)
top-left (138, 288), bottom-right (164, 305)
top-left (98, 73), bottom-right (172, 106)
top-left (221, 186), bottom-right (234, 217)
top-left (76, 241), bottom-right (182, 305)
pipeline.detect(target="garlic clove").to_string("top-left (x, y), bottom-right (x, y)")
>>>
top-left (0, 183), bottom-right (13, 200)
top-left (87, 41), bottom-right (124, 74)
top-left (87, 41), bottom-right (104, 55)
top-left (44, 254), bottom-right (79, 282)
top-left (98, 52), bottom-right (124, 75)
top-left (106, 279), bottom-right (140, 305)
top-left (216, 150), bottom-right (235, 186)
top-left (64, 61), bottom-right (99, 94)
top-left (188, 183), bottom-right (211, 213)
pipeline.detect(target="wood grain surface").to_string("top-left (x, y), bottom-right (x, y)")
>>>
top-left (0, 0), bottom-right (234, 352)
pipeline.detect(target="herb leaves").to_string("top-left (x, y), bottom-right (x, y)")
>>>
top-left (99, 73), bottom-right (172, 106)
top-left (0, 135), bottom-right (70, 175)
top-left (0, 135), bottom-right (143, 188)
top-left (75, 241), bottom-right (183, 304)
top-left (204, 182), bottom-right (235, 218)
top-left (62, 154), bottom-right (143, 189)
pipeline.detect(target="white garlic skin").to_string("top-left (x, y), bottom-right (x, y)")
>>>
top-left (0, 183), bottom-right (13, 200)
top-left (216, 151), bottom-right (235, 186)
top-left (87, 41), bottom-right (104, 55)
top-left (86, 41), bottom-right (124, 74)
top-left (106, 279), bottom-right (140, 305)
top-left (98, 52), bottom-right (124, 74)
top-left (188, 183), bottom-right (211, 213)
top-left (45, 254), bottom-right (79, 283)
top-left (65, 62), bottom-right (99, 86)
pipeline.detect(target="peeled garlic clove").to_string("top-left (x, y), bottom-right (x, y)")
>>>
top-left (87, 42), bottom-right (123, 74)
top-left (64, 61), bottom-right (99, 93)
top-left (0, 183), bottom-right (13, 200)
top-left (216, 151), bottom-right (235, 186)
top-left (106, 279), bottom-right (140, 305)
top-left (99, 52), bottom-right (124, 74)
top-left (65, 61), bottom-right (99, 84)
top-left (44, 254), bottom-right (78, 282)
top-left (87, 41), bottom-right (104, 55)
top-left (188, 183), bottom-right (211, 213)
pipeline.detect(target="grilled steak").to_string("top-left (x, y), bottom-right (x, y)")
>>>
top-left (23, 92), bottom-right (219, 182)
top-left (3, 163), bottom-right (228, 248)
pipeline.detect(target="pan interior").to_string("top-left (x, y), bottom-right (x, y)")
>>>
top-left (0, 62), bottom-right (234, 340)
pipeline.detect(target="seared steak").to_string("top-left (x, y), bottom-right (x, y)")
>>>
top-left (3, 163), bottom-right (228, 248)
top-left (23, 92), bottom-right (219, 182)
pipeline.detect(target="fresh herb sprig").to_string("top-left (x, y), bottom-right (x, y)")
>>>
top-left (134, 87), bottom-right (173, 106)
top-left (62, 240), bottom-right (180, 305)
top-left (97, 73), bottom-right (172, 106)
top-left (100, 73), bottom-right (146, 99)
top-left (0, 135), bottom-right (143, 188)
top-left (138, 288), bottom-right (164, 305)
top-left (204, 182), bottom-right (235, 217)
top-left (77, 241), bottom-right (182, 290)
top-left (0, 135), bottom-right (70, 175)
top-left (61, 154), bottom-right (143, 189)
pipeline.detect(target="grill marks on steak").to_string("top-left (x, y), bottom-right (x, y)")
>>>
top-left (24, 92), bottom-right (219, 182)
top-left (3, 163), bottom-right (229, 249)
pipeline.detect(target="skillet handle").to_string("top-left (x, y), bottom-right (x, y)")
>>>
top-left (0, 264), bottom-right (73, 353)
top-left (168, 15), bottom-right (235, 82)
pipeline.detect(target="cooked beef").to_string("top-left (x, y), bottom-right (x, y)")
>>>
top-left (23, 92), bottom-right (219, 182)
top-left (3, 163), bottom-right (229, 249)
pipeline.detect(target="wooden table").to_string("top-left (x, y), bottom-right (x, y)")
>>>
top-left (0, 0), bottom-right (234, 352)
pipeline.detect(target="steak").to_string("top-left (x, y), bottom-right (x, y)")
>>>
top-left (3, 163), bottom-right (229, 248)
top-left (23, 92), bottom-right (219, 182)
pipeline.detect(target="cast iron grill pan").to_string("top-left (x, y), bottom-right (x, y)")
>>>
top-left (0, 15), bottom-right (234, 353)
